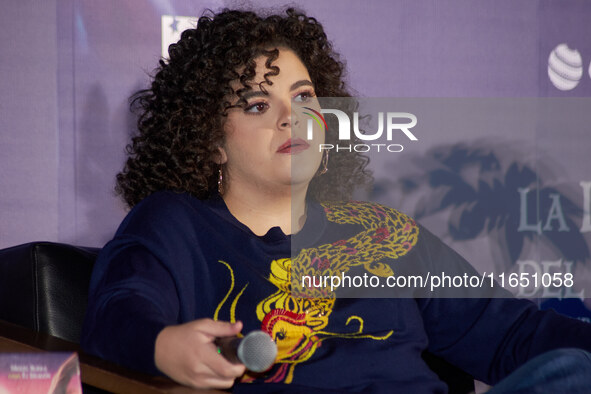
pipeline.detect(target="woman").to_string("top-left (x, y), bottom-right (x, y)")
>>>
top-left (82, 7), bottom-right (591, 393)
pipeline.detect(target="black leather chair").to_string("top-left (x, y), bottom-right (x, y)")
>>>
top-left (0, 241), bottom-right (475, 394)
top-left (0, 242), bottom-right (99, 343)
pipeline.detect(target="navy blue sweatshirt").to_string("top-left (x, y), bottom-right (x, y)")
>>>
top-left (81, 191), bottom-right (591, 393)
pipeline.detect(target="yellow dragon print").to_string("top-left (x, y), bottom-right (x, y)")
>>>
top-left (214, 201), bottom-right (419, 384)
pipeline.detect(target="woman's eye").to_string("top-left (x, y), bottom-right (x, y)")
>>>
top-left (294, 91), bottom-right (315, 103)
top-left (245, 102), bottom-right (268, 113)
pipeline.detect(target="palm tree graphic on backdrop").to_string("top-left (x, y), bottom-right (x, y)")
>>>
top-left (372, 143), bottom-right (589, 268)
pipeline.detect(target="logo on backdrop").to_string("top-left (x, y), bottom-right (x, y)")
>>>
top-left (372, 143), bottom-right (590, 299)
top-left (161, 15), bottom-right (198, 59)
top-left (547, 43), bottom-right (591, 91)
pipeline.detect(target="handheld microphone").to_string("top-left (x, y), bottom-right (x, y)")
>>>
top-left (215, 330), bottom-right (277, 372)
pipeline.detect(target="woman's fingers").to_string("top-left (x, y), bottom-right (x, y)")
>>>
top-left (154, 318), bottom-right (246, 389)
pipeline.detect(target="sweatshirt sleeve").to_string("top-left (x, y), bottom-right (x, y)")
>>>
top-left (414, 227), bottom-right (591, 385)
top-left (81, 193), bottom-right (189, 375)
top-left (81, 244), bottom-right (179, 374)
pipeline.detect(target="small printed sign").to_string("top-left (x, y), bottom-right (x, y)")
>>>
top-left (0, 353), bottom-right (82, 394)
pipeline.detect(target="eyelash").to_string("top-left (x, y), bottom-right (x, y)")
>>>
top-left (293, 89), bottom-right (316, 103)
top-left (243, 89), bottom-right (316, 115)
top-left (244, 101), bottom-right (269, 114)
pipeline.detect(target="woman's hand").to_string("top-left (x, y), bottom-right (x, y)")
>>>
top-left (155, 319), bottom-right (246, 389)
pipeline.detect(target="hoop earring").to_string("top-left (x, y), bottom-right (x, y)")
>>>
top-left (218, 165), bottom-right (224, 195)
top-left (318, 150), bottom-right (329, 175)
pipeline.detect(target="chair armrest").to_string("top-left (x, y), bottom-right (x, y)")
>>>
top-left (0, 319), bottom-right (225, 394)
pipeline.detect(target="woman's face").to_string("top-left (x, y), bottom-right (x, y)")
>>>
top-left (220, 48), bottom-right (324, 195)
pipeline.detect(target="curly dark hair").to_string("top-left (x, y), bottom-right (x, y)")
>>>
top-left (116, 7), bottom-right (372, 208)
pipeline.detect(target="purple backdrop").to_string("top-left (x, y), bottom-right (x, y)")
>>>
top-left (1, 0), bottom-right (590, 298)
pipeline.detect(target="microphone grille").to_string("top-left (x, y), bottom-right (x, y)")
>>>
top-left (237, 330), bottom-right (277, 372)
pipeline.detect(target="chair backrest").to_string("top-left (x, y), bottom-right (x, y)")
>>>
top-left (0, 242), bottom-right (99, 343)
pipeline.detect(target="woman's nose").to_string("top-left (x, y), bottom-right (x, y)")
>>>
top-left (278, 102), bottom-right (299, 129)
top-left (279, 115), bottom-right (290, 129)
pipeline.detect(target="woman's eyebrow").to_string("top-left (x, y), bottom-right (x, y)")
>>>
top-left (290, 80), bottom-right (314, 91)
top-left (241, 90), bottom-right (267, 101)
top-left (238, 79), bottom-right (314, 102)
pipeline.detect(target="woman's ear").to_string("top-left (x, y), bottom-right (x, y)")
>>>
top-left (216, 146), bottom-right (228, 164)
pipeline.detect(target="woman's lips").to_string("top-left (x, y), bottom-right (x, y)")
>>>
top-left (277, 138), bottom-right (310, 154)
